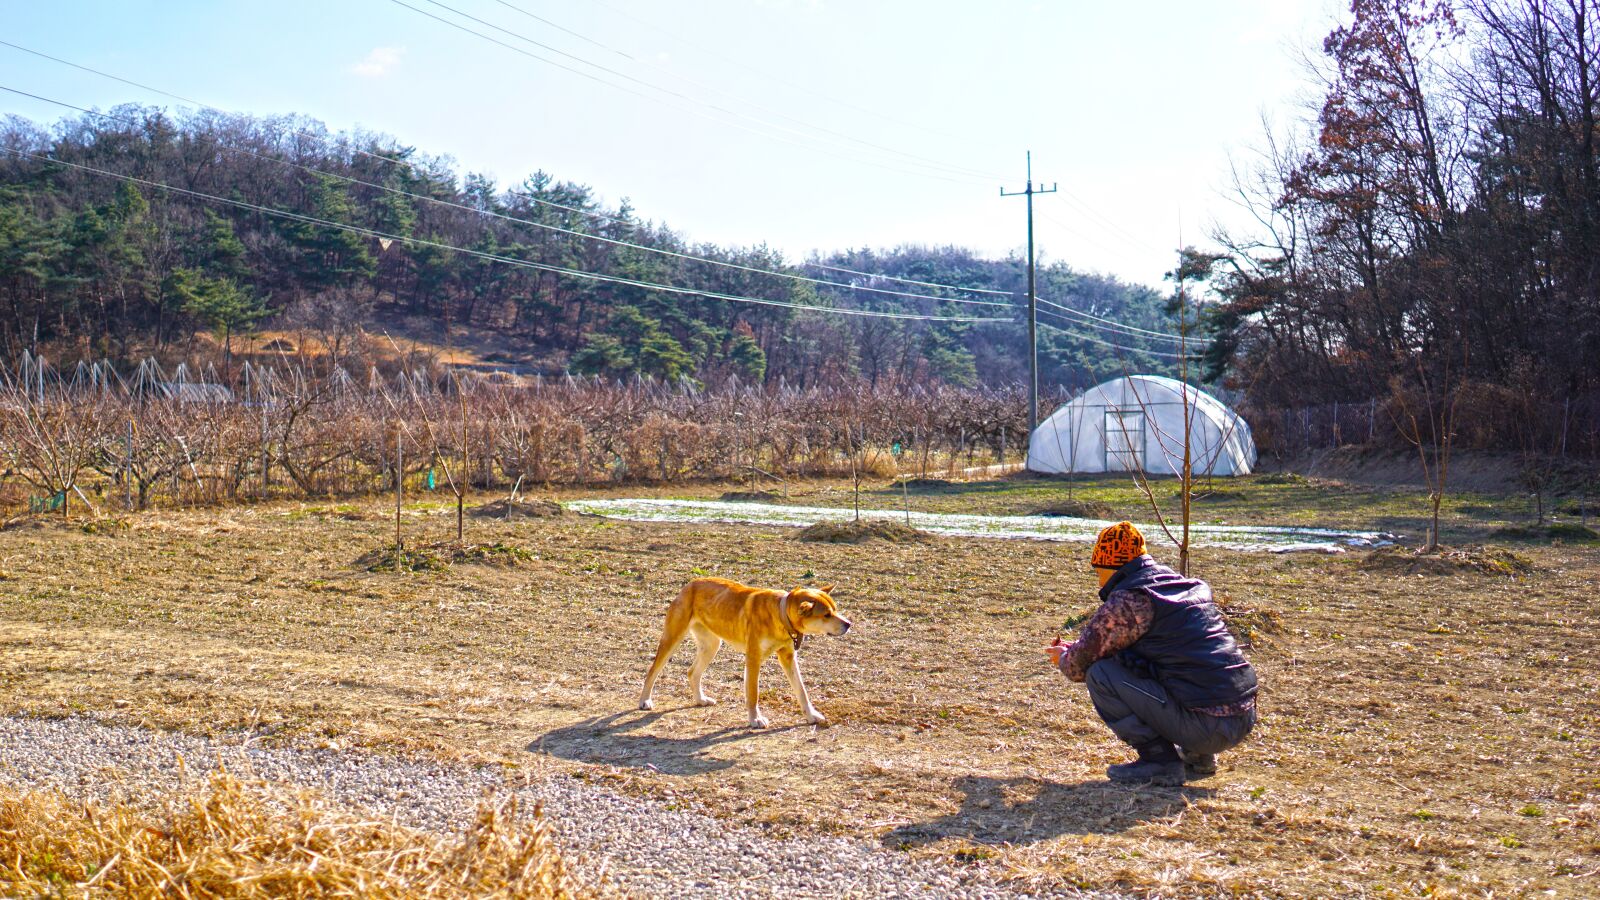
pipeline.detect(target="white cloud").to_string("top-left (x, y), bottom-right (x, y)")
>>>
top-left (350, 46), bottom-right (406, 78)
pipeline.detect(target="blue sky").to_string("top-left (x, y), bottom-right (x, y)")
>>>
top-left (2, 0), bottom-right (1340, 289)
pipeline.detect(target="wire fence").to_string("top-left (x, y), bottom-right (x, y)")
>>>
top-left (1247, 394), bottom-right (1600, 460)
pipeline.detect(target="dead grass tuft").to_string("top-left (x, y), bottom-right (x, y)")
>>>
top-left (0, 772), bottom-right (587, 898)
top-left (1219, 603), bottom-right (1284, 649)
top-left (76, 516), bottom-right (134, 535)
top-left (794, 520), bottom-right (930, 543)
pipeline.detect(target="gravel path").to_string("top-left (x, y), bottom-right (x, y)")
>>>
top-left (0, 717), bottom-right (1094, 899)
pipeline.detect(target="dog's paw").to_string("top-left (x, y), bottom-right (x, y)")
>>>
top-left (806, 710), bottom-right (829, 726)
top-left (695, 696), bottom-right (717, 707)
top-left (638, 698), bottom-right (655, 711)
top-left (748, 713), bottom-right (770, 729)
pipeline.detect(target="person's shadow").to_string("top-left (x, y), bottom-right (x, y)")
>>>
top-left (528, 708), bottom-right (802, 776)
top-left (883, 774), bottom-right (1214, 848)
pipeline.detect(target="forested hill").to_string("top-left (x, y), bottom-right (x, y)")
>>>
top-left (0, 107), bottom-right (1180, 390)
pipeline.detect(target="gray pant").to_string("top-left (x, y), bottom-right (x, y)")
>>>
top-left (1085, 658), bottom-right (1255, 753)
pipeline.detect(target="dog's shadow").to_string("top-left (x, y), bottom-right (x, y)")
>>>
top-left (529, 708), bottom-right (801, 776)
top-left (883, 774), bottom-right (1215, 848)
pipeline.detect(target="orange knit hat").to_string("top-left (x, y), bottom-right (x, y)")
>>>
top-left (1091, 521), bottom-right (1146, 570)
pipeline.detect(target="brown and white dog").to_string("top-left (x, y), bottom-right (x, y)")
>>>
top-left (638, 577), bottom-right (852, 728)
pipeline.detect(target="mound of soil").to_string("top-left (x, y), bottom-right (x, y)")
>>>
top-left (1186, 488), bottom-right (1247, 503)
top-left (1256, 472), bottom-right (1312, 486)
top-left (1361, 545), bottom-right (1534, 578)
top-left (358, 540), bottom-right (532, 571)
top-left (1491, 523), bottom-right (1600, 544)
top-left (1, 516), bottom-right (128, 535)
top-left (468, 499), bottom-right (565, 520)
top-left (903, 478), bottom-right (953, 490)
top-left (794, 520), bottom-right (930, 544)
top-left (1034, 499), bottom-right (1116, 519)
top-left (440, 540), bottom-right (534, 567)
top-left (720, 490), bottom-right (783, 503)
top-left (355, 546), bottom-right (449, 573)
top-left (261, 338), bottom-right (296, 352)
top-left (1553, 498), bottom-right (1594, 517)
top-left (304, 505), bottom-right (371, 521)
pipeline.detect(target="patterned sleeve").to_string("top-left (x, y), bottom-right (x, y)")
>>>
top-left (1060, 589), bottom-right (1154, 683)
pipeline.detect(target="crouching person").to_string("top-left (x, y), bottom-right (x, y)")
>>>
top-left (1046, 521), bottom-right (1258, 786)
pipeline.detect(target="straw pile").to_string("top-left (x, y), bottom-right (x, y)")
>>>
top-left (0, 772), bottom-right (588, 898)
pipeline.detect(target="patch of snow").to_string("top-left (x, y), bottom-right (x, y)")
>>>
top-left (563, 498), bottom-right (1401, 554)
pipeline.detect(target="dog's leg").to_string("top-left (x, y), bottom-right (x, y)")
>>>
top-left (744, 640), bottom-right (769, 728)
top-left (639, 603), bottom-right (692, 711)
top-left (776, 644), bottom-right (825, 725)
top-left (686, 624), bottom-right (722, 706)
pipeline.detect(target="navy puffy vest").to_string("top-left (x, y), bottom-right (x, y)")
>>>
top-left (1101, 555), bottom-right (1258, 709)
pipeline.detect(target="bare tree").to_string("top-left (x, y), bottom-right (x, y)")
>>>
top-left (282, 287), bottom-right (373, 369)
top-left (0, 356), bottom-right (107, 521)
top-left (1388, 356), bottom-right (1463, 552)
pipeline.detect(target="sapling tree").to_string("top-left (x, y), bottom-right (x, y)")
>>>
top-left (1388, 356), bottom-right (1463, 553)
top-left (1108, 249), bottom-right (1225, 575)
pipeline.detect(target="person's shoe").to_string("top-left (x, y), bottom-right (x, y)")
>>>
top-left (1106, 742), bottom-right (1184, 786)
top-left (1178, 747), bottom-right (1218, 779)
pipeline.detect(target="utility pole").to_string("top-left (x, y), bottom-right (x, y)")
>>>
top-left (1001, 151), bottom-right (1056, 446)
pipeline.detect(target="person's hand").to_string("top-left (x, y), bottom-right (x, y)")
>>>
top-left (1044, 639), bottom-right (1075, 667)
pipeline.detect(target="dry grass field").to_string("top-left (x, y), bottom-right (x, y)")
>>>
top-left (1, 473), bottom-right (1596, 897)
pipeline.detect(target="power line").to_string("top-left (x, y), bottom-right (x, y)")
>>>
top-left (0, 40), bottom-right (1160, 302)
top-left (0, 37), bottom-right (973, 273)
top-left (1034, 295), bottom-right (1187, 343)
top-left (0, 39), bottom-right (994, 295)
top-left (0, 84), bottom-right (1011, 307)
top-left (1038, 210), bottom-right (1149, 265)
top-left (389, 0), bottom-right (994, 186)
top-left (1050, 194), bottom-right (1172, 257)
top-left (483, 0), bottom-right (1004, 181)
top-left (582, 0), bottom-right (986, 152)
top-left (800, 260), bottom-right (1016, 296)
top-left (1036, 311), bottom-right (1200, 360)
top-left (3, 148), bottom-right (1015, 325)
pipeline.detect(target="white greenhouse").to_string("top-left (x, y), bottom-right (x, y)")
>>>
top-left (1026, 375), bottom-right (1257, 477)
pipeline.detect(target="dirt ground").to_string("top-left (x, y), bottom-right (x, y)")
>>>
top-left (1, 474), bottom-right (1597, 898)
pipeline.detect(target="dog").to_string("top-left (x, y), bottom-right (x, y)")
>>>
top-left (638, 578), bottom-right (852, 728)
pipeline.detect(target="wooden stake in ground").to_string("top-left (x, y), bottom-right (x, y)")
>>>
top-left (125, 418), bottom-right (134, 511)
top-left (457, 376), bottom-right (467, 544)
top-left (851, 423), bottom-right (863, 525)
top-left (394, 429), bottom-right (404, 557)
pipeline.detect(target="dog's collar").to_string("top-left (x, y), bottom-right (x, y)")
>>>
top-left (777, 591), bottom-right (805, 652)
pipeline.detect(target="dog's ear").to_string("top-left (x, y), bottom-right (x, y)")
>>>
top-left (798, 600), bottom-right (815, 613)
top-left (817, 583), bottom-right (835, 594)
